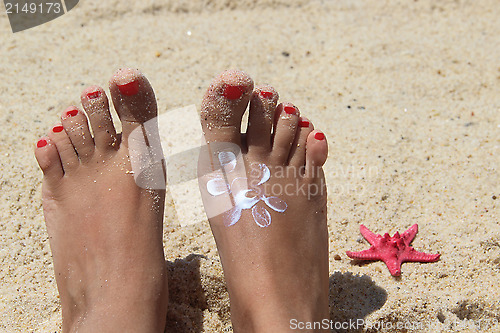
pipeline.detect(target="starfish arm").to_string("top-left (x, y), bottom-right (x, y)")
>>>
top-left (346, 247), bottom-right (381, 260)
top-left (382, 257), bottom-right (402, 276)
top-left (401, 224), bottom-right (418, 245)
top-left (360, 225), bottom-right (381, 245)
top-left (403, 248), bottom-right (440, 263)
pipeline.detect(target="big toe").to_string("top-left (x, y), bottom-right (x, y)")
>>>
top-left (200, 70), bottom-right (254, 146)
top-left (109, 68), bottom-right (158, 143)
top-left (109, 68), bottom-right (164, 189)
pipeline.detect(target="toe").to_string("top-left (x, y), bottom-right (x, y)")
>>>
top-left (47, 122), bottom-right (80, 172)
top-left (246, 85), bottom-right (278, 154)
top-left (81, 86), bottom-right (118, 150)
top-left (288, 117), bottom-right (314, 167)
top-left (110, 68), bottom-right (165, 188)
top-left (109, 68), bottom-right (158, 145)
top-left (271, 102), bottom-right (300, 164)
top-left (200, 70), bottom-right (254, 146)
top-left (60, 106), bottom-right (95, 162)
top-left (305, 130), bottom-right (328, 178)
top-left (34, 137), bottom-right (64, 180)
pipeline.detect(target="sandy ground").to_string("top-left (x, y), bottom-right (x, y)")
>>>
top-left (0, 0), bottom-right (499, 332)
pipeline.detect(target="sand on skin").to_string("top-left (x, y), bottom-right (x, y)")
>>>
top-left (0, 0), bottom-right (499, 332)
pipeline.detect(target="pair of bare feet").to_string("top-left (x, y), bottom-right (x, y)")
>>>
top-left (34, 69), bottom-right (329, 332)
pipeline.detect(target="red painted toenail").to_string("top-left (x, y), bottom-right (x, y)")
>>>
top-left (299, 120), bottom-right (310, 127)
top-left (86, 90), bottom-right (101, 99)
top-left (223, 85), bottom-right (244, 100)
top-left (52, 125), bottom-right (64, 133)
top-left (314, 132), bottom-right (325, 140)
top-left (284, 106), bottom-right (296, 115)
top-left (37, 139), bottom-right (47, 148)
top-left (65, 108), bottom-right (78, 117)
top-left (260, 90), bottom-right (273, 99)
top-left (117, 80), bottom-right (140, 96)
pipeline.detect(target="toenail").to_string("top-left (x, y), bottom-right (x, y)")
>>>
top-left (86, 90), bottom-right (101, 99)
top-left (223, 85), bottom-right (244, 100)
top-left (117, 80), bottom-right (140, 96)
top-left (37, 139), bottom-right (47, 148)
top-left (52, 125), bottom-right (64, 133)
top-left (299, 120), bottom-right (310, 127)
top-left (259, 90), bottom-right (273, 99)
top-left (65, 108), bottom-right (78, 117)
top-left (314, 132), bottom-right (325, 140)
top-left (284, 106), bottom-right (296, 115)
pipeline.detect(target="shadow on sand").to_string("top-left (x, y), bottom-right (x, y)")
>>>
top-left (165, 254), bottom-right (208, 333)
top-left (329, 272), bottom-right (388, 332)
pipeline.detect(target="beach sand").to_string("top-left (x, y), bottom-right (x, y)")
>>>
top-left (0, 0), bottom-right (499, 332)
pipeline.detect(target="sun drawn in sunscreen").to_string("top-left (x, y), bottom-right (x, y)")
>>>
top-left (206, 152), bottom-right (287, 227)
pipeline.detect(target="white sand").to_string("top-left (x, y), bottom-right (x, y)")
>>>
top-left (0, 0), bottom-right (499, 332)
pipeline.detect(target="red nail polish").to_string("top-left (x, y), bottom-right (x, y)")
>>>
top-left (299, 120), bottom-right (310, 127)
top-left (315, 132), bottom-right (325, 140)
top-left (284, 106), bottom-right (296, 115)
top-left (53, 125), bottom-right (64, 133)
top-left (260, 90), bottom-right (273, 99)
top-left (223, 85), bottom-right (243, 100)
top-left (37, 139), bottom-right (47, 148)
top-left (65, 108), bottom-right (78, 117)
top-left (86, 90), bottom-right (101, 99)
top-left (117, 80), bottom-right (139, 96)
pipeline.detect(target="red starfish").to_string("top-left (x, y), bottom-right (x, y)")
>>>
top-left (346, 224), bottom-right (440, 276)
